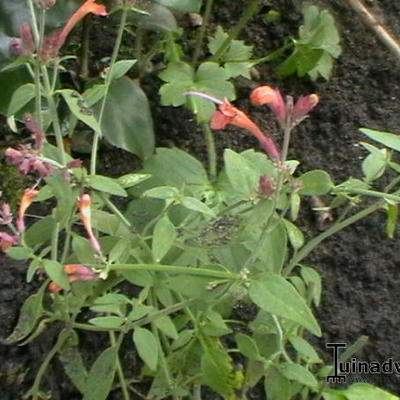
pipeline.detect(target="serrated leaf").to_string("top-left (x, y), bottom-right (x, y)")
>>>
top-left (82, 347), bottom-right (118, 400)
top-left (133, 327), bottom-right (159, 371)
top-left (249, 275), bottom-right (321, 336)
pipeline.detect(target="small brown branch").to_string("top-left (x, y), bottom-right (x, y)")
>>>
top-left (345, 0), bottom-right (400, 63)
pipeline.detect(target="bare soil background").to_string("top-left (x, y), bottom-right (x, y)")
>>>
top-left (1, 0), bottom-right (400, 397)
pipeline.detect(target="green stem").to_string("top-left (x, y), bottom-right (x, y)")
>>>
top-left (272, 315), bottom-right (292, 363)
top-left (90, 8), bottom-right (128, 175)
top-left (210, 0), bottom-right (263, 61)
top-left (192, 0), bottom-right (214, 64)
top-left (108, 263), bottom-right (241, 280)
top-left (29, 329), bottom-right (69, 400)
top-left (109, 332), bottom-right (130, 400)
top-left (285, 201), bottom-right (383, 276)
top-left (202, 122), bottom-right (217, 181)
top-left (333, 187), bottom-right (400, 202)
top-left (51, 222), bottom-right (60, 261)
top-left (281, 125), bottom-right (292, 162)
top-left (100, 193), bottom-right (132, 229)
top-left (26, 0), bottom-right (40, 46)
top-left (41, 65), bottom-right (66, 164)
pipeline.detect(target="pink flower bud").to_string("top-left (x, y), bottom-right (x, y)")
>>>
top-left (48, 281), bottom-right (63, 293)
top-left (292, 94), bottom-right (319, 126)
top-left (24, 114), bottom-right (45, 149)
top-left (5, 148), bottom-right (24, 165)
top-left (258, 175), bottom-right (276, 197)
top-left (11, 24), bottom-right (35, 57)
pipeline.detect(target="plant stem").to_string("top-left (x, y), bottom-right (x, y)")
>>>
top-left (90, 8), bottom-right (128, 175)
top-left (285, 201), bottom-right (383, 276)
top-left (281, 125), bottom-right (292, 162)
top-left (108, 263), bottom-right (241, 280)
top-left (26, 0), bottom-right (40, 46)
top-left (51, 222), bottom-right (60, 261)
top-left (210, 0), bottom-right (263, 61)
top-left (192, 0), bottom-right (214, 64)
top-left (41, 65), bottom-right (66, 164)
top-left (109, 331), bottom-right (130, 400)
top-left (29, 329), bottom-right (69, 400)
top-left (333, 187), bottom-right (400, 202)
top-left (202, 122), bottom-right (217, 181)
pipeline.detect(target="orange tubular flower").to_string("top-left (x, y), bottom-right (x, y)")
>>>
top-left (78, 194), bottom-right (101, 253)
top-left (64, 264), bottom-right (99, 282)
top-left (250, 86), bottom-right (287, 127)
top-left (17, 188), bottom-right (39, 232)
top-left (211, 100), bottom-right (280, 160)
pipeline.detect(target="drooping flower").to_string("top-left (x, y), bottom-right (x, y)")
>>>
top-left (48, 281), bottom-right (63, 293)
top-left (211, 99), bottom-right (280, 160)
top-left (41, 0), bottom-right (107, 61)
top-left (250, 86), bottom-right (286, 127)
top-left (17, 188), bottom-right (39, 232)
top-left (78, 194), bottom-right (101, 253)
top-left (64, 264), bottom-right (99, 282)
top-left (250, 85), bottom-right (319, 129)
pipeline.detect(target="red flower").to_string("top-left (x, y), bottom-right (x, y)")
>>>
top-left (41, 0), bottom-right (107, 61)
top-left (78, 194), bottom-right (101, 253)
top-left (250, 86), bottom-right (286, 127)
top-left (0, 232), bottom-right (19, 252)
top-left (17, 188), bottom-right (39, 232)
top-left (211, 100), bottom-right (280, 160)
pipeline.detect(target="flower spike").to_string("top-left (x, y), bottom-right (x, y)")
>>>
top-left (250, 86), bottom-right (286, 126)
top-left (17, 188), bottom-right (39, 232)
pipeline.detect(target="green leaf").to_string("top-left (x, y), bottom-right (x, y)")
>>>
top-left (235, 333), bottom-right (261, 361)
top-left (300, 266), bottom-right (322, 306)
top-left (360, 128), bottom-right (400, 153)
top-left (181, 197), bottom-right (215, 216)
top-left (89, 316), bottom-right (125, 329)
top-left (133, 327), bottom-right (159, 371)
top-left (43, 259), bottom-right (70, 291)
top-left (155, 0), bottom-right (202, 12)
top-left (59, 89), bottom-right (101, 134)
top-left (87, 175), bottom-right (127, 197)
top-left (25, 216), bottom-right (55, 247)
top-left (153, 315), bottom-right (178, 339)
top-left (5, 291), bottom-right (44, 343)
top-left (109, 59), bottom-right (136, 81)
top-left (131, 3), bottom-right (177, 32)
top-left (208, 26), bottom-right (254, 78)
top-left (91, 293), bottom-right (131, 315)
top-left (82, 347), bottom-right (118, 400)
top-left (283, 219), bottom-right (304, 250)
top-left (249, 275), bottom-right (321, 336)
top-left (152, 216), bottom-right (177, 262)
top-left (72, 235), bottom-right (97, 264)
top-left (97, 77), bottom-right (154, 160)
top-left (83, 84), bottom-right (107, 107)
top-left (159, 61), bottom-right (235, 121)
top-left (8, 83), bottom-right (35, 116)
top-left (59, 345), bottom-right (88, 393)
top-left (5, 246), bottom-right (32, 260)
top-left (117, 173), bottom-right (151, 188)
top-left (201, 348), bottom-right (235, 398)
top-left (279, 362), bottom-right (318, 388)
top-left (224, 149), bottom-right (259, 198)
top-left (288, 335), bottom-right (321, 363)
top-left (265, 366), bottom-right (293, 400)
top-left (144, 186), bottom-right (179, 200)
top-left (342, 383), bottom-right (400, 400)
top-left (299, 170), bottom-right (333, 195)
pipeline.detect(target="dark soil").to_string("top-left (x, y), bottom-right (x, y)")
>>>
top-left (2, 0), bottom-right (400, 398)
